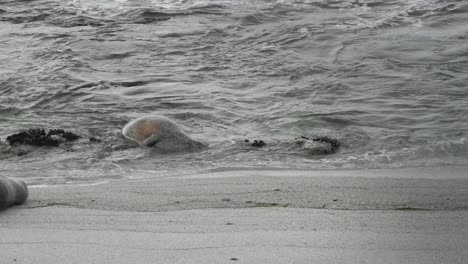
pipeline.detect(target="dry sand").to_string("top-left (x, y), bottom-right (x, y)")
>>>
top-left (1, 166), bottom-right (467, 263)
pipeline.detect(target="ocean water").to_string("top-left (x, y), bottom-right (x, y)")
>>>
top-left (0, 0), bottom-right (467, 185)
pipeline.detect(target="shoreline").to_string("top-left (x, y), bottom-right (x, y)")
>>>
top-left (25, 164), bottom-right (468, 188)
top-left (21, 165), bottom-right (468, 212)
top-left (1, 166), bottom-right (467, 263)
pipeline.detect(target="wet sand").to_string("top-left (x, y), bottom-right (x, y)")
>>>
top-left (1, 166), bottom-right (467, 263)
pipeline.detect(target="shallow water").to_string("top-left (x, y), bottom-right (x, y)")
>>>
top-left (1, 0), bottom-right (467, 185)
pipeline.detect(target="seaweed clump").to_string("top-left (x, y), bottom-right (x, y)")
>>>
top-left (6, 129), bottom-right (81, 147)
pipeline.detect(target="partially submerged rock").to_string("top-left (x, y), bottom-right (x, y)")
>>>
top-left (243, 136), bottom-right (341, 154)
top-left (294, 136), bottom-right (341, 155)
top-left (250, 140), bottom-right (266, 148)
top-left (293, 136), bottom-right (340, 154)
top-left (6, 129), bottom-right (81, 147)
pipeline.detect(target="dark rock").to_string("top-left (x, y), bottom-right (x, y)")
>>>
top-left (312, 136), bottom-right (341, 151)
top-left (49, 129), bottom-right (80, 141)
top-left (89, 136), bottom-right (101, 143)
top-left (6, 128), bottom-right (81, 147)
top-left (294, 136), bottom-right (341, 154)
top-left (251, 139), bottom-right (266, 147)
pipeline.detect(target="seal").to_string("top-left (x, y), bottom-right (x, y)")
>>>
top-left (122, 115), bottom-right (206, 152)
top-left (0, 176), bottom-right (28, 211)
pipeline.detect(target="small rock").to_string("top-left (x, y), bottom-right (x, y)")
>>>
top-left (251, 140), bottom-right (266, 147)
top-left (89, 136), bottom-right (101, 143)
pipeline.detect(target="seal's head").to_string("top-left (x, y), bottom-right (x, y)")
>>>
top-left (122, 115), bottom-right (206, 151)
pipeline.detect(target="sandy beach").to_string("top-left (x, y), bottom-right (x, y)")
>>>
top-left (1, 166), bottom-right (467, 263)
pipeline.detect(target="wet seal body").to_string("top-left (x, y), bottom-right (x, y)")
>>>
top-left (0, 176), bottom-right (28, 211)
top-left (122, 115), bottom-right (206, 152)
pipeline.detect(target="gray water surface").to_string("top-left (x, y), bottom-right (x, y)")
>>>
top-left (1, 0), bottom-right (467, 185)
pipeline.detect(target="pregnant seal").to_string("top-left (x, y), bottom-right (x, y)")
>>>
top-left (0, 176), bottom-right (28, 211)
top-left (122, 115), bottom-right (206, 152)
